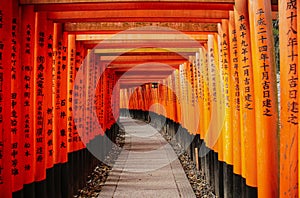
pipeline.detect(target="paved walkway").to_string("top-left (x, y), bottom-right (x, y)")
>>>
top-left (98, 117), bottom-right (196, 198)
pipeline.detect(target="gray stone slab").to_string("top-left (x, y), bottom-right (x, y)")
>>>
top-left (98, 117), bottom-right (195, 198)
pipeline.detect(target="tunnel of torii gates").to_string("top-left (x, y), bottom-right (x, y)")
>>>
top-left (0, 0), bottom-right (299, 197)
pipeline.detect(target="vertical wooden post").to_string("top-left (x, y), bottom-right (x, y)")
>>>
top-left (279, 0), bottom-right (298, 197)
top-left (298, 3), bottom-right (300, 198)
top-left (74, 41), bottom-right (85, 150)
top-left (67, 34), bottom-right (76, 154)
top-left (52, 22), bottom-right (63, 198)
top-left (10, 0), bottom-right (20, 196)
top-left (195, 52), bottom-right (203, 137)
top-left (0, 0), bottom-right (12, 197)
top-left (207, 35), bottom-right (218, 150)
top-left (220, 19), bottom-right (234, 198)
top-left (21, 5), bottom-right (35, 190)
top-left (44, 17), bottom-right (55, 198)
top-left (220, 19), bottom-right (233, 169)
top-left (200, 47), bottom-right (211, 141)
top-left (52, 23), bottom-right (62, 165)
top-left (228, 10), bottom-right (242, 197)
top-left (174, 69), bottom-right (180, 124)
top-left (248, 0), bottom-right (279, 197)
top-left (33, 11), bottom-right (47, 183)
top-left (234, 0), bottom-right (257, 193)
top-left (61, 32), bottom-right (68, 164)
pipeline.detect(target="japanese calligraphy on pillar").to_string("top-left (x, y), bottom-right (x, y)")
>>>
top-left (67, 34), bottom-right (75, 152)
top-left (230, 20), bottom-right (240, 112)
top-left (10, 7), bottom-right (20, 186)
top-left (208, 35), bottom-right (217, 103)
top-left (238, 14), bottom-right (253, 110)
top-left (52, 23), bottom-right (64, 164)
top-left (45, 20), bottom-right (54, 169)
top-left (228, 10), bottom-right (241, 176)
top-left (279, 0), bottom-right (298, 197)
top-left (34, 12), bottom-right (47, 181)
top-left (59, 32), bottom-right (68, 162)
top-left (256, 9), bottom-right (273, 116)
top-left (0, 1), bottom-right (13, 196)
top-left (221, 21), bottom-right (230, 108)
top-left (249, 0), bottom-right (279, 196)
top-left (73, 42), bottom-right (84, 149)
top-left (285, 0), bottom-right (298, 125)
top-left (234, 0), bottom-right (257, 187)
top-left (21, 5), bottom-right (35, 188)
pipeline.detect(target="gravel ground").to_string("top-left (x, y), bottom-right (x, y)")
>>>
top-left (162, 133), bottom-right (216, 198)
top-left (73, 126), bottom-right (125, 198)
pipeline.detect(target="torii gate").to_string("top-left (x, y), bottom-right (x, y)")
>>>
top-left (0, 0), bottom-right (299, 198)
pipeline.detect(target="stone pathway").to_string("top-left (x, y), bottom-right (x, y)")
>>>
top-left (98, 117), bottom-right (196, 198)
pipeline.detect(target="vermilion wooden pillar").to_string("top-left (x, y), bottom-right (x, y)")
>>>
top-left (228, 10), bottom-right (242, 198)
top-left (10, 3), bottom-right (21, 194)
top-left (61, 32), bottom-right (68, 164)
top-left (67, 34), bottom-right (76, 154)
top-left (201, 47), bottom-right (211, 143)
top-left (220, 19), bottom-right (234, 198)
top-left (74, 41), bottom-right (84, 151)
top-left (98, 55), bottom-right (104, 135)
top-left (234, 0), bottom-right (257, 194)
top-left (174, 69), bottom-right (181, 124)
top-left (298, 4), bottom-right (300, 198)
top-left (248, 0), bottom-right (279, 197)
top-left (45, 15), bottom-right (54, 172)
top-left (20, 5), bottom-right (35, 191)
top-left (195, 52), bottom-right (202, 136)
top-left (60, 32), bottom-right (70, 198)
top-left (53, 23), bottom-right (63, 166)
top-left (207, 35), bottom-right (218, 152)
top-left (52, 22), bottom-right (63, 198)
top-left (44, 15), bottom-right (55, 198)
top-left (0, 0), bottom-right (13, 197)
top-left (34, 11), bottom-right (47, 183)
top-left (219, 20), bottom-right (233, 169)
top-left (279, 0), bottom-right (298, 197)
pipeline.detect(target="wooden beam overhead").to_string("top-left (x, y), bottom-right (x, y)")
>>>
top-left (34, 2), bottom-right (234, 11)
top-left (100, 55), bottom-right (185, 61)
top-left (82, 41), bottom-right (204, 49)
top-left (107, 59), bottom-right (185, 65)
top-left (60, 17), bottom-right (223, 23)
top-left (64, 22), bottom-right (217, 32)
top-left (76, 34), bottom-right (209, 41)
top-left (87, 51), bottom-right (195, 56)
top-left (21, 0), bottom-right (235, 4)
top-left (94, 48), bottom-right (199, 54)
top-left (115, 68), bottom-right (176, 72)
top-left (47, 10), bottom-right (230, 22)
top-left (107, 62), bottom-right (182, 68)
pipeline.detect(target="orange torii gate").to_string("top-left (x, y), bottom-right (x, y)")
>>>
top-left (0, 0), bottom-right (299, 198)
